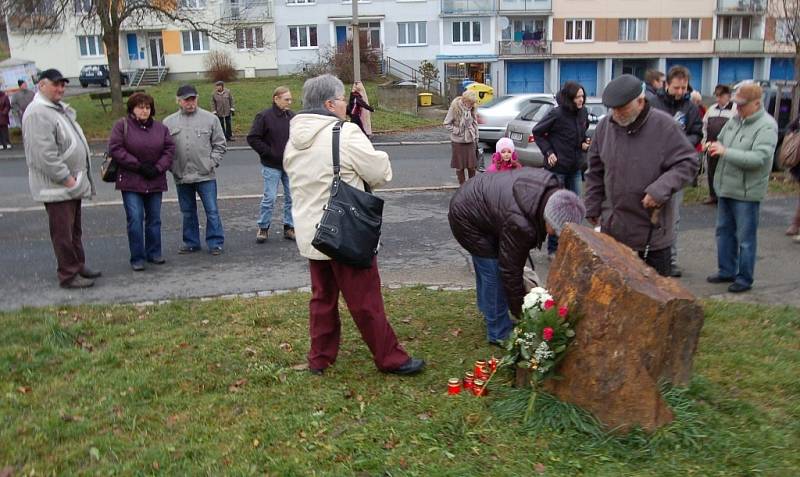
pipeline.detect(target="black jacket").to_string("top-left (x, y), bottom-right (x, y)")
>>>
top-left (649, 89), bottom-right (704, 147)
top-left (247, 103), bottom-right (294, 170)
top-left (531, 105), bottom-right (589, 174)
top-left (448, 169), bottom-right (560, 316)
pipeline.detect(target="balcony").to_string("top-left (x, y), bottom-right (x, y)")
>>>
top-left (441, 0), bottom-right (495, 15)
top-left (220, 0), bottom-right (273, 22)
top-left (498, 0), bottom-right (551, 12)
top-left (498, 39), bottom-right (550, 56)
top-left (716, 0), bottom-right (765, 14)
top-left (714, 38), bottom-right (765, 52)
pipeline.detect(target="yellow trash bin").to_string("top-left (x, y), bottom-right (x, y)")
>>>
top-left (418, 93), bottom-right (433, 107)
top-left (465, 82), bottom-right (494, 105)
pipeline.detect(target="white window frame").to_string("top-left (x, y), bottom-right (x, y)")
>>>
top-left (452, 20), bottom-right (481, 44)
top-left (77, 35), bottom-right (104, 58)
top-left (181, 30), bottom-right (210, 53)
top-left (565, 19), bottom-right (594, 42)
top-left (717, 16), bottom-right (752, 40)
top-left (618, 18), bottom-right (647, 42)
top-left (289, 25), bottom-right (318, 49)
top-left (236, 27), bottom-right (265, 50)
top-left (672, 18), bottom-right (701, 41)
top-left (286, 0), bottom-right (315, 4)
top-left (398, 22), bottom-right (426, 46)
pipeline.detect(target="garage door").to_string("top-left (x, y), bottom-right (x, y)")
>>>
top-left (506, 61), bottom-right (545, 94)
top-left (666, 58), bottom-right (704, 92)
top-left (770, 58), bottom-right (795, 81)
top-left (559, 60), bottom-right (597, 96)
top-left (718, 58), bottom-right (755, 86)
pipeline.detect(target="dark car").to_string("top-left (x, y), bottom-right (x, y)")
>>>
top-left (734, 80), bottom-right (796, 170)
top-left (79, 65), bottom-right (129, 88)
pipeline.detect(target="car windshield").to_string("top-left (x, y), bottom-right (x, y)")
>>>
top-left (479, 95), bottom-right (512, 109)
top-left (520, 102), bottom-right (553, 121)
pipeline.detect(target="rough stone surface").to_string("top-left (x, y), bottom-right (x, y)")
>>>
top-left (543, 224), bottom-right (704, 432)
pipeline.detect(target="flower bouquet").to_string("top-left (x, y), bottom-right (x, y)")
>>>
top-left (501, 287), bottom-right (576, 422)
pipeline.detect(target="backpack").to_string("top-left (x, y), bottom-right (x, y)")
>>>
top-left (778, 130), bottom-right (800, 170)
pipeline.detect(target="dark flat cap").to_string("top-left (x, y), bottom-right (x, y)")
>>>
top-left (38, 69), bottom-right (69, 84)
top-left (215, 80), bottom-right (224, 86)
top-left (602, 74), bottom-right (645, 108)
top-left (176, 84), bottom-right (198, 99)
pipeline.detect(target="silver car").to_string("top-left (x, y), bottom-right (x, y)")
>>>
top-left (504, 98), bottom-right (607, 167)
top-left (477, 94), bottom-right (554, 146)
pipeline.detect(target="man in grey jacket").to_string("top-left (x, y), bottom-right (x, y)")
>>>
top-left (23, 69), bottom-right (100, 288)
top-left (11, 79), bottom-right (35, 128)
top-left (211, 81), bottom-right (235, 141)
top-left (585, 74), bottom-right (699, 276)
top-left (164, 84), bottom-right (227, 255)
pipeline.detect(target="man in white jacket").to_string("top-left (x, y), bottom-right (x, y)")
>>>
top-left (283, 74), bottom-right (425, 376)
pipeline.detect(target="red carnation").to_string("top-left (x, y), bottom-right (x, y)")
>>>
top-left (543, 299), bottom-right (555, 310)
top-left (542, 327), bottom-right (554, 341)
top-left (558, 306), bottom-right (568, 318)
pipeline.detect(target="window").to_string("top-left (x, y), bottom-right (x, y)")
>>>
top-left (398, 22), bottom-right (426, 46)
top-left (289, 25), bottom-right (318, 48)
top-left (358, 22), bottom-right (381, 49)
top-left (717, 16), bottom-right (751, 39)
top-left (502, 18), bottom-right (546, 41)
top-left (452, 21), bottom-right (481, 44)
top-left (180, 0), bottom-right (207, 8)
top-left (182, 31), bottom-right (210, 52)
top-left (672, 18), bottom-right (700, 41)
top-left (776, 19), bottom-right (796, 43)
top-left (619, 19), bottom-right (647, 42)
top-left (78, 35), bottom-right (104, 57)
top-left (565, 19), bottom-right (593, 42)
top-left (236, 27), bottom-right (264, 49)
top-left (74, 0), bottom-right (92, 14)
top-left (286, 0), bottom-right (315, 4)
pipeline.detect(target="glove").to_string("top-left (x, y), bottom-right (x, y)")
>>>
top-left (140, 163), bottom-right (159, 179)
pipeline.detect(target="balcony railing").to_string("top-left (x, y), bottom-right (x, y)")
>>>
top-left (220, 0), bottom-right (273, 21)
top-left (716, 0), bottom-right (765, 13)
top-left (498, 39), bottom-right (550, 56)
top-left (441, 0), bottom-right (495, 15)
top-left (714, 38), bottom-right (765, 52)
top-left (498, 0), bottom-right (551, 11)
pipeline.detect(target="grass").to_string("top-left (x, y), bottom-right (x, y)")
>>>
top-left (683, 171), bottom-right (798, 204)
top-left (1, 288), bottom-right (798, 475)
top-left (63, 77), bottom-right (440, 141)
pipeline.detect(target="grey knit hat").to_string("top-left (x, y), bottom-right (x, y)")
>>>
top-left (543, 190), bottom-right (586, 236)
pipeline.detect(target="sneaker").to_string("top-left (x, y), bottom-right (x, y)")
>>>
top-left (178, 245), bottom-right (201, 254)
top-left (670, 265), bottom-right (683, 278)
top-left (386, 358), bottom-right (426, 375)
top-left (706, 274), bottom-right (735, 284)
top-left (727, 282), bottom-right (751, 293)
top-left (61, 275), bottom-right (94, 289)
top-left (131, 262), bottom-right (145, 272)
top-left (147, 257), bottom-right (166, 265)
top-left (210, 247), bottom-right (223, 256)
top-left (256, 228), bottom-right (269, 243)
top-left (283, 227), bottom-right (296, 241)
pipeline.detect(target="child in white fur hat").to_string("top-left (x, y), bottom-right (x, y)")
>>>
top-left (486, 137), bottom-right (522, 173)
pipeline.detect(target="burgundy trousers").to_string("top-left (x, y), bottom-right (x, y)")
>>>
top-left (307, 258), bottom-right (409, 372)
top-left (44, 200), bottom-right (85, 285)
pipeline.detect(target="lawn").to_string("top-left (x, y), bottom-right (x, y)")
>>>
top-left (64, 77), bottom-right (440, 141)
top-left (682, 172), bottom-right (798, 204)
top-left (2, 289), bottom-right (798, 475)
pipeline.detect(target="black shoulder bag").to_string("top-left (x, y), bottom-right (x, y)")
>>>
top-left (311, 121), bottom-right (384, 268)
top-left (100, 119), bottom-right (127, 183)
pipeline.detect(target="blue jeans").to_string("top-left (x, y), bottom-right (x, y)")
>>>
top-left (176, 180), bottom-right (224, 250)
top-left (257, 165), bottom-right (293, 229)
top-left (122, 191), bottom-right (163, 265)
top-left (547, 171), bottom-right (582, 254)
top-left (716, 197), bottom-right (760, 287)
top-left (472, 255), bottom-right (514, 343)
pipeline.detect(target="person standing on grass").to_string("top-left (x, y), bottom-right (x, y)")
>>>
top-left (23, 68), bottom-right (100, 289)
top-left (11, 79), bottom-right (35, 130)
top-left (702, 85), bottom-right (737, 205)
top-left (444, 89), bottom-right (479, 185)
top-left (706, 83), bottom-right (778, 293)
top-left (247, 86), bottom-right (296, 243)
top-left (211, 80), bottom-right (235, 141)
top-left (164, 84), bottom-right (227, 256)
top-left (0, 88), bottom-right (11, 149)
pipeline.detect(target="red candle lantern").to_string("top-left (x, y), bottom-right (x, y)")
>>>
top-left (474, 360), bottom-right (487, 379)
top-left (463, 371), bottom-right (475, 390)
top-left (448, 378), bottom-right (462, 395)
top-left (472, 378), bottom-right (486, 396)
top-left (488, 356), bottom-right (498, 372)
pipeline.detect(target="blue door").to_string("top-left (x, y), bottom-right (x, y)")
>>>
top-left (559, 60), bottom-right (597, 95)
top-left (718, 58), bottom-right (754, 86)
top-left (336, 26), bottom-right (347, 49)
top-left (770, 58), bottom-right (795, 81)
top-left (506, 61), bottom-right (544, 94)
top-left (126, 34), bottom-right (138, 61)
top-left (666, 58), bottom-right (704, 92)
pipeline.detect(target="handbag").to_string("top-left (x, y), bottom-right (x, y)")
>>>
top-left (311, 121), bottom-right (384, 268)
top-left (778, 130), bottom-right (800, 170)
top-left (100, 119), bottom-right (128, 183)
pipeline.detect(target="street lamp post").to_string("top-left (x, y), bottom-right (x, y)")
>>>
top-left (351, 0), bottom-right (360, 82)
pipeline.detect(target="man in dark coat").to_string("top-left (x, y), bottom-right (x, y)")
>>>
top-left (448, 169), bottom-right (585, 345)
top-left (585, 74), bottom-right (699, 277)
top-left (247, 86), bottom-right (295, 243)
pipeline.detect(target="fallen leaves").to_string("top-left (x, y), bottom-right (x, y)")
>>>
top-left (228, 379), bottom-right (248, 393)
top-left (16, 386), bottom-right (31, 394)
top-left (279, 342), bottom-right (293, 353)
top-left (416, 411), bottom-right (432, 421)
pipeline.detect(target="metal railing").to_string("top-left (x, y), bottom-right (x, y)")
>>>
top-left (714, 38), bottom-right (765, 52)
top-left (384, 57), bottom-right (443, 96)
top-left (441, 0), bottom-right (495, 14)
top-left (498, 39), bottom-right (550, 56)
top-left (497, 0), bottom-right (552, 11)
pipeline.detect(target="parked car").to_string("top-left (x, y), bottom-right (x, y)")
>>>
top-left (477, 94), bottom-right (554, 146)
top-left (504, 97), bottom-right (607, 167)
top-left (79, 65), bottom-right (129, 88)
top-left (734, 79), bottom-right (796, 170)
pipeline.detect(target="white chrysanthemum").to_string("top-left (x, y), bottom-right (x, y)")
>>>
top-left (534, 341), bottom-right (554, 361)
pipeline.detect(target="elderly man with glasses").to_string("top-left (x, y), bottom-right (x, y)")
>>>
top-left (705, 83), bottom-right (778, 293)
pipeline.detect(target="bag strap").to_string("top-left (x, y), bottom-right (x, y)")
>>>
top-left (331, 120), bottom-right (371, 193)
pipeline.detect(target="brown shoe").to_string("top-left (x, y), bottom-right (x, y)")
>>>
top-left (61, 275), bottom-right (95, 289)
top-left (256, 228), bottom-right (269, 243)
top-left (702, 197), bottom-right (717, 205)
top-left (283, 227), bottom-right (296, 241)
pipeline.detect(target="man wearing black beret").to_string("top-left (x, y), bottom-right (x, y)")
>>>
top-left (584, 74), bottom-right (699, 276)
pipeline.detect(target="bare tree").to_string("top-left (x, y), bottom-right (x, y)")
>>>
top-left (0, 0), bottom-right (270, 115)
top-left (770, 0), bottom-right (800, 119)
